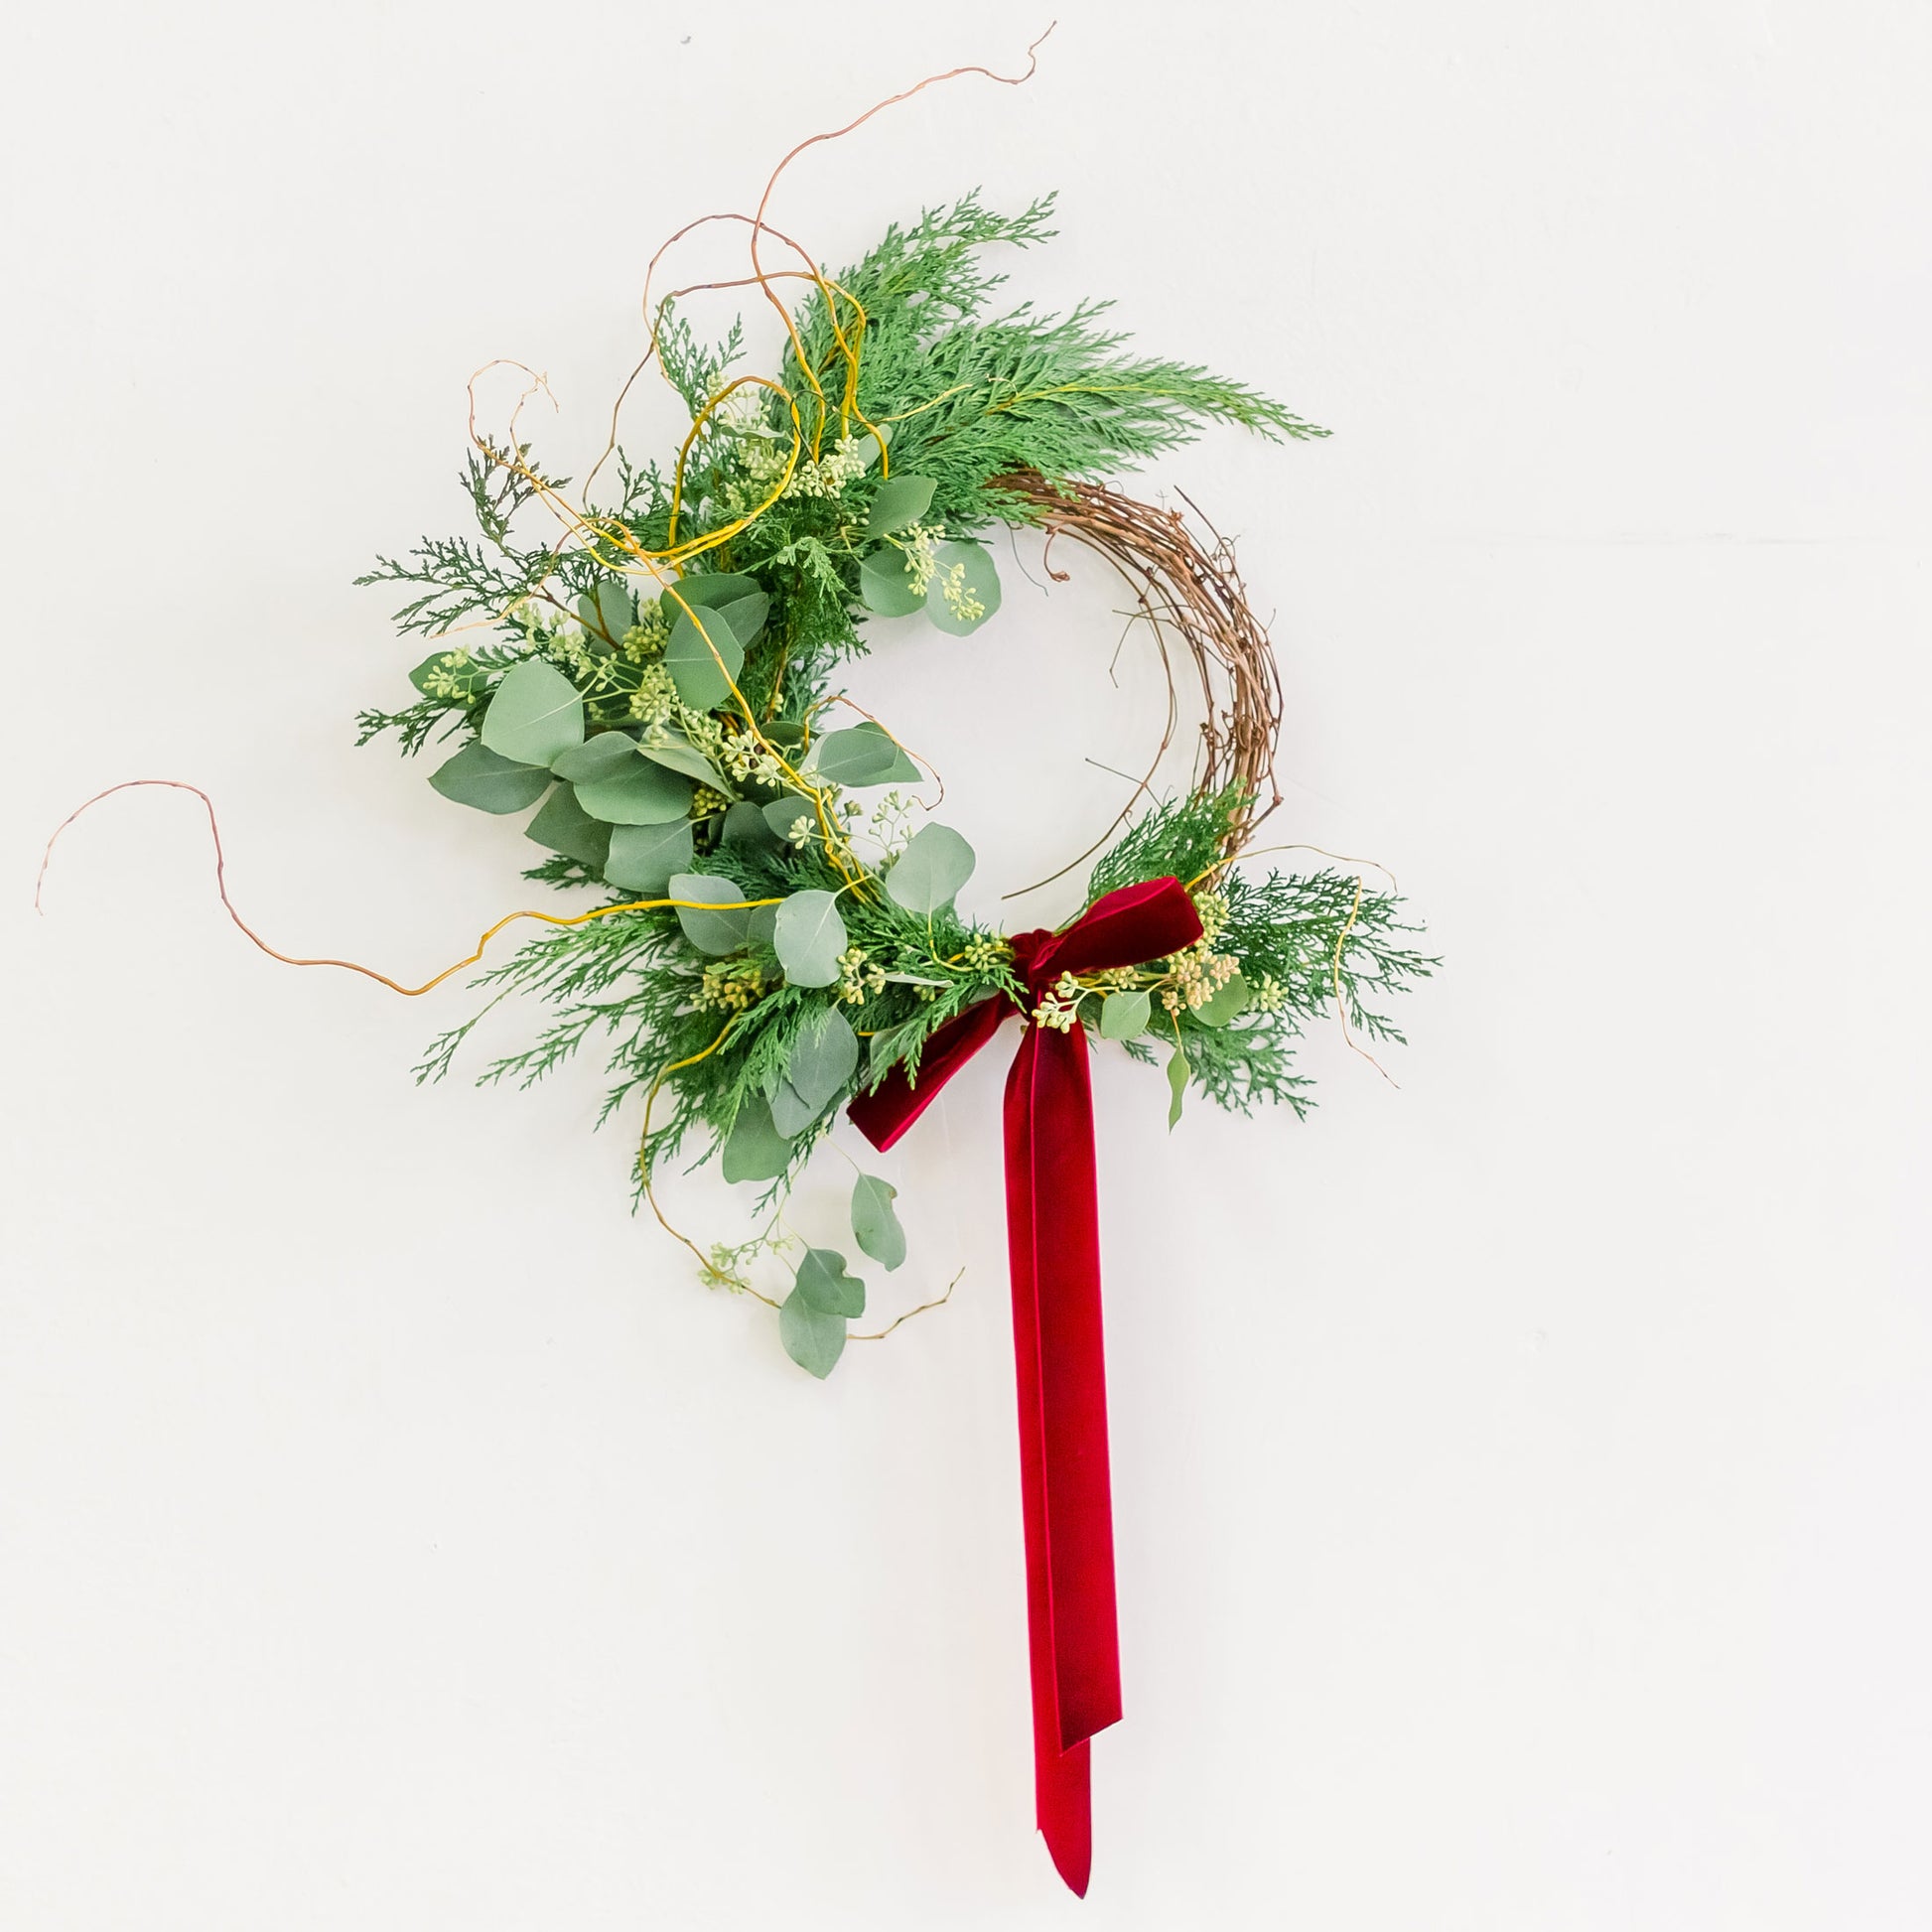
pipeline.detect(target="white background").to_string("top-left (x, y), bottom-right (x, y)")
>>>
top-left (3, 3), bottom-right (1928, 1926)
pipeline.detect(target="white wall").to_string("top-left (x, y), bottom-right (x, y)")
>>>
top-left (4, 4), bottom-right (1928, 1926)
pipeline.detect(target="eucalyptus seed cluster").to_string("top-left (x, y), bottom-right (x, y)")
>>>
top-left (957, 934), bottom-right (1010, 973)
top-left (1160, 890), bottom-right (1242, 1016)
top-left (1032, 970), bottom-right (1085, 1033)
top-left (836, 945), bottom-right (887, 1006)
top-left (695, 956), bottom-right (768, 1015)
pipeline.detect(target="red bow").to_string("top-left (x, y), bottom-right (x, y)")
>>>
top-left (848, 875), bottom-right (1203, 1895)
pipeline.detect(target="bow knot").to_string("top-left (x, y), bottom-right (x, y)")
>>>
top-left (1007, 926), bottom-right (1058, 998)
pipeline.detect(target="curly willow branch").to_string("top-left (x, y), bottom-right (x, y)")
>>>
top-left (992, 472), bottom-right (1284, 896)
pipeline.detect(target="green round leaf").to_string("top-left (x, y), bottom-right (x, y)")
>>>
top-left (526, 784), bottom-right (611, 868)
top-left (669, 871), bottom-right (758, 954)
top-left (574, 759), bottom-right (695, 825)
top-left (844, 722), bottom-right (921, 783)
top-left (785, 1008), bottom-right (859, 1108)
top-left (636, 732), bottom-right (729, 789)
top-left (428, 741), bottom-right (551, 815)
top-left (722, 801), bottom-right (782, 853)
top-left (1099, 988), bottom-right (1153, 1040)
top-left (858, 547), bottom-right (924, 618)
top-left (884, 822), bottom-right (976, 914)
top-left (806, 721), bottom-right (919, 787)
top-left (762, 795), bottom-right (819, 843)
top-left (850, 1175), bottom-right (905, 1272)
top-left (721, 1096), bottom-right (793, 1184)
top-left (578, 578), bottom-right (635, 646)
top-left (795, 1247), bottom-right (867, 1318)
top-left (409, 649), bottom-right (489, 702)
top-left (714, 591), bottom-right (769, 642)
top-left (663, 605), bottom-right (748, 711)
top-left (923, 540), bottom-right (1002, 636)
top-left (664, 572), bottom-right (759, 610)
top-left (481, 659), bottom-right (586, 766)
top-left (799, 722), bottom-right (918, 789)
top-left (604, 819), bottom-right (694, 893)
top-left (550, 731), bottom-right (640, 784)
top-left (779, 1286), bottom-right (846, 1379)
top-left (773, 890), bottom-right (848, 989)
top-left (1194, 972), bottom-right (1252, 1029)
top-left (865, 473), bottom-right (936, 537)
top-left (768, 1077), bottom-right (824, 1139)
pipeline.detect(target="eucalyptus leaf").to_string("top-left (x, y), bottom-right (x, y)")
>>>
top-left (762, 795), bottom-right (817, 842)
top-left (884, 822), bottom-right (976, 914)
top-left (805, 725), bottom-right (899, 786)
top-left (636, 732), bottom-right (729, 788)
top-left (858, 546), bottom-right (923, 619)
top-left (838, 721), bottom-right (921, 784)
top-left (574, 759), bottom-right (695, 825)
top-left (850, 1175), bottom-right (905, 1272)
top-left (428, 741), bottom-right (551, 814)
top-left (855, 421), bottom-right (891, 471)
top-left (773, 890), bottom-right (847, 989)
top-left (1194, 972), bottom-right (1252, 1029)
top-left (721, 1096), bottom-right (793, 1184)
top-left (767, 1078), bottom-right (824, 1139)
top-left (665, 572), bottom-right (759, 610)
top-left (714, 591), bottom-right (770, 642)
top-left (550, 732), bottom-right (639, 783)
top-left (786, 1008), bottom-right (859, 1108)
top-left (865, 473), bottom-right (936, 537)
top-left (578, 578), bottom-right (635, 645)
top-left (663, 605), bottom-right (747, 711)
top-left (748, 902), bottom-right (780, 948)
top-left (779, 1286), bottom-right (846, 1379)
top-left (795, 1247), bottom-right (867, 1318)
top-left (480, 660), bottom-right (586, 766)
top-left (604, 819), bottom-right (693, 893)
top-left (408, 650), bottom-right (489, 702)
top-left (1100, 989), bottom-right (1153, 1039)
top-left (669, 871), bottom-right (758, 955)
top-left (525, 784), bottom-right (611, 868)
top-left (722, 801), bottom-right (782, 853)
top-left (923, 540), bottom-right (1002, 637)
top-left (1167, 1045), bottom-right (1189, 1130)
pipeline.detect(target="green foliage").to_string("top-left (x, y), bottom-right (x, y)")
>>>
top-left (1085, 786), bottom-right (1245, 901)
top-left (781, 192), bottom-right (1326, 535)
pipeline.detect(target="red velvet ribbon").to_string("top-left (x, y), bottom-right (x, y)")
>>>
top-left (848, 876), bottom-right (1203, 1895)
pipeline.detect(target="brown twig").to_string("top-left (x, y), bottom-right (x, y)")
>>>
top-left (992, 473), bottom-right (1284, 896)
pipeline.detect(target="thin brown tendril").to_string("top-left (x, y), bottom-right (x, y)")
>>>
top-left (849, 1267), bottom-right (965, 1341)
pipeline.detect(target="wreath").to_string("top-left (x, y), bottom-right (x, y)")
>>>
top-left (42, 65), bottom-right (1431, 1894)
top-left (356, 192), bottom-right (1429, 1383)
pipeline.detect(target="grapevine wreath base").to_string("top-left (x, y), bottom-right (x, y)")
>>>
top-left (44, 51), bottom-right (1429, 1898)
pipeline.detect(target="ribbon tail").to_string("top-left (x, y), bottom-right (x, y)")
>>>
top-left (848, 995), bottom-right (1009, 1152)
top-left (1004, 1022), bottom-right (1122, 1897)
